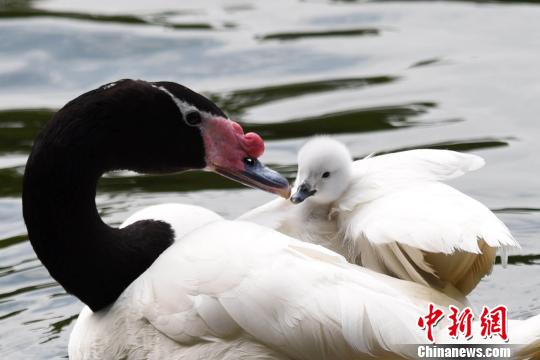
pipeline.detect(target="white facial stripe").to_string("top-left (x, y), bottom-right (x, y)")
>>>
top-left (102, 82), bottom-right (116, 89)
top-left (152, 85), bottom-right (216, 122)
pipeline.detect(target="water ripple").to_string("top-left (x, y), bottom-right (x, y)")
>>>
top-left (260, 28), bottom-right (380, 41)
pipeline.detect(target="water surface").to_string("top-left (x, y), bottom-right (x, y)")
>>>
top-left (1, 0), bottom-right (539, 358)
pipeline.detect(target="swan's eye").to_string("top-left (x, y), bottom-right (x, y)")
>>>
top-left (185, 111), bottom-right (202, 126)
top-left (244, 157), bottom-right (255, 166)
top-left (322, 171), bottom-right (330, 178)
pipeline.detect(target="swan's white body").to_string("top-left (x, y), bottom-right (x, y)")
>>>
top-left (71, 204), bottom-right (441, 359)
top-left (68, 204), bottom-right (539, 359)
top-left (239, 138), bottom-right (520, 298)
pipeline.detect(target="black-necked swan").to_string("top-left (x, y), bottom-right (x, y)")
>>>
top-left (239, 137), bottom-right (520, 300)
top-left (23, 79), bottom-right (290, 312)
top-left (23, 82), bottom-right (537, 359)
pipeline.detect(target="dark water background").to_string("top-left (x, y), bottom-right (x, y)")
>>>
top-left (0, 0), bottom-right (539, 358)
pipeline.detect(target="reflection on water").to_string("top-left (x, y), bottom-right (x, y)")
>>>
top-left (260, 27), bottom-right (379, 41)
top-left (209, 76), bottom-right (398, 117)
top-left (1, 0), bottom-right (540, 357)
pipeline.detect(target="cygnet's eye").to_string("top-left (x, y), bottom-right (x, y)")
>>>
top-left (322, 171), bottom-right (330, 179)
top-left (185, 111), bottom-right (202, 126)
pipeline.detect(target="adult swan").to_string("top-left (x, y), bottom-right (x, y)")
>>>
top-left (22, 80), bottom-right (539, 359)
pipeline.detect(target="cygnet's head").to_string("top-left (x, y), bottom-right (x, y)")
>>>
top-left (290, 137), bottom-right (353, 205)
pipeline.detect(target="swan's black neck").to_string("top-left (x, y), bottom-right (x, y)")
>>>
top-left (22, 80), bottom-right (211, 311)
top-left (23, 149), bottom-right (174, 311)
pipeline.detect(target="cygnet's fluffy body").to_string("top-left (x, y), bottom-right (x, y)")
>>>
top-left (240, 137), bottom-right (520, 299)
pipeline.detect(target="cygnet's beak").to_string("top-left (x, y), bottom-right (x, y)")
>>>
top-left (290, 183), bottom-right (316, 204)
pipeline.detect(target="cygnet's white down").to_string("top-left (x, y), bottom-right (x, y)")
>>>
top-left (239, 137), bottom-right (520, 299)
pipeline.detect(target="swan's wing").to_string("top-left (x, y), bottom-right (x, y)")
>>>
top-left (339, 182), bottom-right (519, 294)
top-left (356, 149), bottom-right (486, 182)
top-left (141, 220), bottom-right (449, 359)
top-left (340, 149), bottom-right (485, 207)
top-left (238, 198), bottom-right (314, 244)
top-left (236, 197), bottom-right (293, 230)
top-left (342, 182), bottom-right (518, 256)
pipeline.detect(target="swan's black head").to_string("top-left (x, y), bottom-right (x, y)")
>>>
top-left (40, 79), bottom-right (289, 196)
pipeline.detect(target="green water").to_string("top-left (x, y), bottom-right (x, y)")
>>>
top-left (0, 0), bottom-right (539, 358)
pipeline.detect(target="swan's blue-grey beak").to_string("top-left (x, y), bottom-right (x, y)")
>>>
top-left (290, 183), bottom-right (316, 204)
top-left (215, 158), bottom-right (291, 198)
